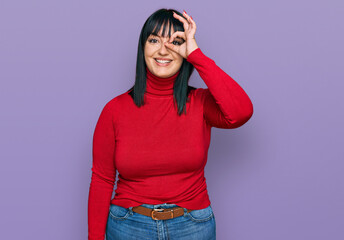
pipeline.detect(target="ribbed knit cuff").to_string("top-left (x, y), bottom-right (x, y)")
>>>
top-left (186, 47), bottom-right (202, 62)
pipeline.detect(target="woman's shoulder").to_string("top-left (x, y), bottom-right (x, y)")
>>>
top-left (101, 90), bottom-right (131, 111)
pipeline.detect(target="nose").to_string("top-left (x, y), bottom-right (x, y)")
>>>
top-left (158, 40), bottom-right (169, 54)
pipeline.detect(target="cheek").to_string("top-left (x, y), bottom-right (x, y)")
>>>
top-left (143, 50), bottom-right (152, 65)
top-left (144, 46), bottom-right (152, 58)
top-left (175, 57), bottom-right (183, 67)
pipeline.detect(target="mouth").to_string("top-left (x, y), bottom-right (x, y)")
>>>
top-left (154, 58), bottom-right (173, 66)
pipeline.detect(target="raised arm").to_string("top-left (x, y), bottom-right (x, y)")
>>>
top-left (186, 48), bottom-right (254, 128)
top-left (88, 101), bottom-right (117, 240)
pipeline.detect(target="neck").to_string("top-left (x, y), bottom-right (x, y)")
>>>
top-left (145, 67), bottom-right (180, 97)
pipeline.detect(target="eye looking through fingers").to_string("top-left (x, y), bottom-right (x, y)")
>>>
top-left (147, 35), bottom-right (184, 46)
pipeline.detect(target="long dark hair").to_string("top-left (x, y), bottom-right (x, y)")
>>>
top-left (127, 8), bottom-right (196, 116)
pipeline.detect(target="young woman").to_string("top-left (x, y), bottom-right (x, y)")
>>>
top-left (88, 8), bottom-right (253, 240)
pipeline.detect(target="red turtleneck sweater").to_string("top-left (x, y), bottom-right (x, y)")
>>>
top-left (88, 48), bottom-right (253, 240)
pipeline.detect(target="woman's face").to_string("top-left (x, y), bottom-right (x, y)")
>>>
top-left (144, 24), bottom-right (184, 78)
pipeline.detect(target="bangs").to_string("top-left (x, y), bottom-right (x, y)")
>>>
top-left (143, 11), bottom-right (185, 41)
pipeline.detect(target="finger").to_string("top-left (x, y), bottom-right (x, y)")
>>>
top-left (189, 16), bottom-right (197, 31)
top-left (182, 11), bottom-right (192, 23)
top-left (182, 11), bottom-right (195, 32)
top-left (173, 11), bottom-right (189, 29)
top-left (169, 31), bottom-right (186, 43)
top-left (182, 11), bottom-right (196, 32)
top-left (172, 11), bottom-right (190, 31)
top-left (164, 42), bottom-right (179, 53)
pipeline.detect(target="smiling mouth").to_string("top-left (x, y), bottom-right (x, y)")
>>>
top-left (154, 58), bottom-right (173, 66)
top-left (155, 58), bottom-right (172, 63)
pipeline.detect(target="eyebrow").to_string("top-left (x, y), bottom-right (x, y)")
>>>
top-left (150, 33), bottom-right (184, 40)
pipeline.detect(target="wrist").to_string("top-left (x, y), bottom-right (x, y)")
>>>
top-left (186, 39), bottom-right (199, 58)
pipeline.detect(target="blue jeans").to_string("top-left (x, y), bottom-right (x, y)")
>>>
top-left (106, 203), bottom-right (216, 240)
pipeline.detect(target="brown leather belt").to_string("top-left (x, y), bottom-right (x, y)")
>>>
top-left (132, 206), bottom-right (193, 220)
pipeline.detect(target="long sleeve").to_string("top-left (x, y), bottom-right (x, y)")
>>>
top-left (186, 48), bottom-right (253, 129)
top-left (88, 101), bottom-right (117, 240)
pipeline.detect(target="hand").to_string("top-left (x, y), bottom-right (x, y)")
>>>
top-left (164, 10), bottom-right (199, 59)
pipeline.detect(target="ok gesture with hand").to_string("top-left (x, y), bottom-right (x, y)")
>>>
top-left (165, 10), bottom-right (199, 59)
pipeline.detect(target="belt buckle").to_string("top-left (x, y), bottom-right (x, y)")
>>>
top-left (151, 208), bottom-right (174, 220)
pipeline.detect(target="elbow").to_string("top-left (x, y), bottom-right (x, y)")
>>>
top-left (241, 100), bottom-right (254, 124)
top-left (244, 102), bottom-right (254, 122)
top-left (90, 169), bottom-right (116, 189)
top-left (225, 103), bottom-right (254, 129)
top-left (239, 102), bottom-right (254, 126)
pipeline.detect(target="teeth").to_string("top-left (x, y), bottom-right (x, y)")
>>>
top-left (155, 59), bottom-right (172, 63)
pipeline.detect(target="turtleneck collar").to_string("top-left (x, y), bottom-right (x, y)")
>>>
top-left (145, 66), bottom-right (180, 97)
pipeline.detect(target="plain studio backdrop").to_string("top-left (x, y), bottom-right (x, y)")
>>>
top-left (0, 0), bottom-right (343, 239)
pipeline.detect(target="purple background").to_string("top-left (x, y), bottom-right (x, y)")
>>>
top-left (1, 1), bottom-right (343, 239)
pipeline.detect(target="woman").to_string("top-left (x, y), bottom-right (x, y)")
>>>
top-left (88, 8), bottom-right (253, 240)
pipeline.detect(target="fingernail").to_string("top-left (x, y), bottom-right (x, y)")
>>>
top-left (191, 16), bottom-right (193, 20)
top-left (183, 10), bottom-right (187, 14)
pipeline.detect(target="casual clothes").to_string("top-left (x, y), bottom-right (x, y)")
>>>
top-left (88, 47), bottom-right (253, 239)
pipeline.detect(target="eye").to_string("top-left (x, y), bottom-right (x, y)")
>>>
top-left (148, 38), bottom-right (158, 43)
top-left (172, 40), bottom-right (183, 46)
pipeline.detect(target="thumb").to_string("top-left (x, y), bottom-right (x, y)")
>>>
top-left (164, 42), bottom-right (178, 53)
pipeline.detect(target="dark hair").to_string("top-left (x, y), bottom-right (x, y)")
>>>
top-left (127, 8), bottom-right (196, 116)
